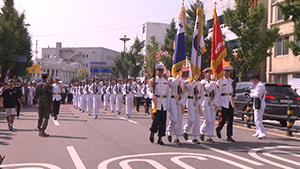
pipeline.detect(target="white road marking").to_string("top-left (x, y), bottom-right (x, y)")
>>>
top-left (52, 119), bottom-right (60, 126)
top-left (67, 146), bottom-right (86, 169)
top-left (0, 163), bottom-right (61, 169)
top-left (118, 117), bottom-right (138, 124)
top-left (170, 156), bottom-right (207, 169)
top-left (249, 146), bottom-right (300, 169)
top-left (263, 151), bottom-right (300, 167)
top-left (119, 159), bottom-right (167, 169)
top-left (98, 152), bottom-right (253, 169)
top-left (194, 141), bottom-right (263, 166)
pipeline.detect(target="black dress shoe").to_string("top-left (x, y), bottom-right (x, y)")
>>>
top-left (127, 114), bottom-right (131, 119)
top-left (167, 135), bottom-right (172, 142)
top-left (192, 139), bottom-right (200, 144)
top-left (216, 129), bottom-right (221, 139)
top-left (207, 138), bottom-right (215, 143)
top-left (157, 140), bottom-right (165, 145)
top-left (227, 137), bottom-right (236, 143)
top-left (117, 112), bottom-right (121, 115)
top-left (174, 139), bottom-right (181, 145)
top-left (54, 116), bottom-right (57, 120)
top-left (149, 133), bottom-right (154, 143)
top-left (183, 132), bottom-right (188, 140)
top-left (200, 134), bottom-right (204, 141)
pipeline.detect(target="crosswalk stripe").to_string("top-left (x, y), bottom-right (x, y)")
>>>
top-left (67, 146), bottom-right (86, 169)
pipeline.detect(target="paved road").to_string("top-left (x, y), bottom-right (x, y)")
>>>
top-left (0, 104), bottom-right (299, 169)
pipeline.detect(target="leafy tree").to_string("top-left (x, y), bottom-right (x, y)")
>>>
top-left (146, 36), bottom-right (160, 78)
top-left (223, 0), bottom-right (279, 78)
top-left (128, 37), bottom-right (144, 79)
top-left (157, 51), bottom-right (172, 75)
top-left (161, 18), bottom-right (176, 56)
top-left (277, 0), bottom-right (300, 56)
top-left (0, 0), bottom-right (32, 81)
top-left (110, 66), bottom-right (119, 80)
top-left (114, 51), bottom-right (131, 80)
top-left (77, 66), bottom-right (89, 80)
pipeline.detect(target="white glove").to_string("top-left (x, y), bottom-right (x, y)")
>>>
top-left (218, 106), bottom-right (222, 111)
top-left (194, 100), bottom-right (201, 107)
top-left (209, 101), bottom-right (214, 106)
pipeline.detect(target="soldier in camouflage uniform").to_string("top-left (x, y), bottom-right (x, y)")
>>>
top-left (35, 73), bottom-right (53, 137)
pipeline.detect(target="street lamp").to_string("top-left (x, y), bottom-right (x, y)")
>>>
top-left (119, 35), bottom-right (130, 52)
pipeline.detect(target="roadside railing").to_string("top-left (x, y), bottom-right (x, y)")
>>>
top-left (234, 100), bottom-right (300, 136)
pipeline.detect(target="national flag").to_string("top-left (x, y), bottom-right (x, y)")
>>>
top-left (171, 4), bottom-right (186, 78)
top-left (4, 69), bottom-right (10, 83)
top-left (211, 8), bottom-right (227, 80)
top-left (189, 6), bottom-right (206, 83)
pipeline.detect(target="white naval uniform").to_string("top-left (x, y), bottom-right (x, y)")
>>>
top-left (77, 86), bottom-right (82, 110)
top-left (92, 82), bottom-right (102, 117)
top-left (115, 83), bottom-right (123, 113)
top-left (80, 86), bottom-right (86, 112)
top-left (102, 85), bottom-right (109, 110)
top-left (83, 85), bottom-right (91, 113)
top-left (200, 79), bottom-right (219, 138)
top-left (27, 86), bottom-right (35, 106)
top-left (123, 83), bottom-right (135, 115)
top-left (250, 81), bottom-right (267, 138)
top-left (106, 85), bottom-right (116, 112)
top-left (87, 84), bottom-right (94, 114)
top-left (183, 80), bottom-right (204, 139)
top-left (52, 83), bottom-right (62, 102)
top-left (71, 86), bottom-right (77, 107)
top-left (167, 77), bottom-right (186, 137)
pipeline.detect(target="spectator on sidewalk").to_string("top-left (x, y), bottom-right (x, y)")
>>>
top-left (0, 79), bottom-right (23, 130)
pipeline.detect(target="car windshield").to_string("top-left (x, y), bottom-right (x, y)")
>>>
top-left (266, 86), bottom-right (296, 94)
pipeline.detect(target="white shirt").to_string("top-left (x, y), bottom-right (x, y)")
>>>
top-left (52, 83), bottom-right (62, 101)
top-left (147, 76), bottom-right (170, 111)
top-left (28, 86), bottom-right (35, 97)
top-left (135, 84), bottom-right (143, 97)
top-left (250, 81), bottom-right (266, 110)
top-left (217, 77), bottom-right (234, 108)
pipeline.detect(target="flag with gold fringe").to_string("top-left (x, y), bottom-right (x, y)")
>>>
top-left (189, 5), bottom-right (206, 83)
top-left (211, 8), bottom-right (227, 80)
top-left (171, 4), bottom-right (186, 78)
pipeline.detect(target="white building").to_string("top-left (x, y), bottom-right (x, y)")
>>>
top-left (139, 22), bottom-right (170, 54)
top-left (32, 42), bottom-right (120, 84)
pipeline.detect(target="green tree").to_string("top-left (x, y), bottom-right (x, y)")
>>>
top-left (77, 66), bottom-right (89, 80)
top-left (146, 36), bottom-right (160, 78)
top-left (157, 51), bottom-right (172, 75)
top-left (110, 66), bottom-right (119, 80)
top-left (223, 0), bottom-right (279, 78)
top-left (128, 37), bottom-right (144, 79)
top-left (0, 0), bottom-right (32, 81)
top-left (277, 0), bottom-right (300, 56)
top-left (161, 18), bottom-right (176, 56)
top-left (114, 51), bottom-right (131, 80)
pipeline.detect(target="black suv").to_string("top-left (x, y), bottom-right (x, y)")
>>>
top-left (234, 82), bottom-right (300, 126)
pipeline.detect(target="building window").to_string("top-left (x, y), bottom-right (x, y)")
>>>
top-left (83, 54), bottom-right (85, 58)
top-left (44, 55), bottom-right (46, 58)
top-left (56, 70), bottom-right (58, 76)
top-left (275, 74), bottom-right (288, 84)
top-left (86, 64), bottom-right (88, 67)
top-left (86, 54), bottom-right (88, 58)
top-left (276, 6), bottom-right (283, 22)
top-left (275, 36), bottom-right (289, 56)
top-left (142, 26), bottom-right (146, 34)
top-left (294, 74), bottom-right (300, 78)
top-left (47, 55), bottom-right (50, 58)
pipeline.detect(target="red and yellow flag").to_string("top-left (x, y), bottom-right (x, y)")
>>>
top-left (211, 8), bottom-right (227, 80)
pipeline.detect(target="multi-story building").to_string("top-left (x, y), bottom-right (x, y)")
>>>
top-left (139, 22), bottom-right (170, 54)
top-left (266, 0), bottom-right (300, 84)
top-left (32, 42), bottom-right (120, 84)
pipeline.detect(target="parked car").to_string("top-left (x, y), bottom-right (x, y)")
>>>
top-left (234, 82), bottom-right (300, 126)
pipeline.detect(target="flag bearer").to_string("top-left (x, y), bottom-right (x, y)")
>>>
top-left (116, 78), bottom-right (124, 115)
top-left (148, 63), bottom-right (170, 145)
top-left (167, 76), bottom-right (186, 145)
top-left (200, 67), bottom-right (219, 143)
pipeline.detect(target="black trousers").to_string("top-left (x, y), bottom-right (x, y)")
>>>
top-left (216, 103), bottom-right (234, 137)
top-left (150, 107), bottom-right (167, 137)
top-left (145, 98), bottom-right (151, 113)
top-left (136, 97), bottom-right (142, 111)
top-left (52, 100), bottom-right (61, 117)
top-left (16, 101), bottom-right (21, 117)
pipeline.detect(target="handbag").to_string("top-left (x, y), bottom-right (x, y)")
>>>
top-left (254, 92), bottom-right (265, 109)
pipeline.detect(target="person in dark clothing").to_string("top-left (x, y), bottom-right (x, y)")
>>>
top-left (0, 79), bottom-right (23, 130)
top-left (35, 73), bottom-right (53, 137)
top-left (14, 79), bottom-right (25, 119)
